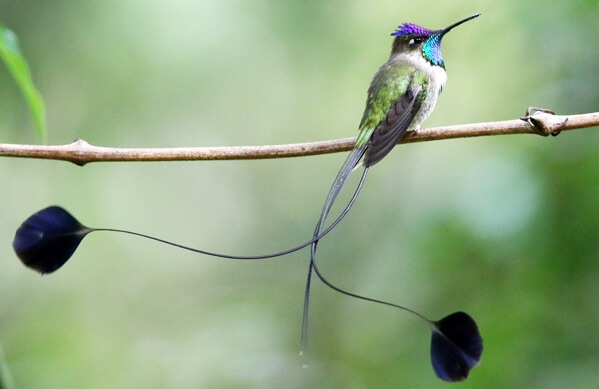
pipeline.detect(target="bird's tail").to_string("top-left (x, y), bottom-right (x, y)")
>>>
top-left (300, 145), bottom-right (368, 359)
top-left (318, 145), bottom-right (367, 224)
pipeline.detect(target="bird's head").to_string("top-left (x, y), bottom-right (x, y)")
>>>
top-left (391, 14), bottom-right (480, 68)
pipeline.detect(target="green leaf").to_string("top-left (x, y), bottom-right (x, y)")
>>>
top-left (0, 22), bottom-right (47, 144)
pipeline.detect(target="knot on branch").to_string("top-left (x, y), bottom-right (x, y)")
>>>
top-left (520, 107), bottom-right (567, 137)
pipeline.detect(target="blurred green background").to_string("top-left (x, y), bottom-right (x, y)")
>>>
top-left (1, 1), bottom-right (599, 388)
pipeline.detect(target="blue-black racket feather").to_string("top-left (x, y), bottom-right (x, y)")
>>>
top-left (430, 311), bottom-right (483, 382)
top-left (13, 206), bottom-right (88, 274)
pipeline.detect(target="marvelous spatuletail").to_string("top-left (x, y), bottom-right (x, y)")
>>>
top-left (13, 14), bottom-right (482, 383)
top-left (302, 13), bottom-right (483, 380)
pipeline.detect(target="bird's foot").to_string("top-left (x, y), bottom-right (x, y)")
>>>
top-left (520, 107), bottom-right (565, 137)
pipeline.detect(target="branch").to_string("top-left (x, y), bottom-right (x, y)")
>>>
top-left (1, 110), bottom-right (597, 166)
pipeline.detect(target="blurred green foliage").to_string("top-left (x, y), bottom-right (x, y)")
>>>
top-left (1, 1), bottom-right (599, 388)
top-left (0, 22), bottom-right (46, 143)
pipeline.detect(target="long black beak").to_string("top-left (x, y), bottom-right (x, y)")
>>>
top-left (441, 13), bottom-right (480, 35)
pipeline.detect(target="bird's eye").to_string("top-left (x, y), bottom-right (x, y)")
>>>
top-left (409, 37), bottom-right (424, 45)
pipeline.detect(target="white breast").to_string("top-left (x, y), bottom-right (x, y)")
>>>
top-left (395, 51), bottom-right (447, 130)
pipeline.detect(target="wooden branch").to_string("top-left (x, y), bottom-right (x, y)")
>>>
top-left (0, 110), bottom-right (597, 166)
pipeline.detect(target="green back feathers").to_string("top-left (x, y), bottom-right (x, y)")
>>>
top-left (356, 64), bottom-right (428, 147)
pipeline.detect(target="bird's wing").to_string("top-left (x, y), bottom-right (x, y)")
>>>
top-left (363, 81), bottom-right (423, 167)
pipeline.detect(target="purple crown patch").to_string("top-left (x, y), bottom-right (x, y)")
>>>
top-left (392, 22), bottom-right (434, 37)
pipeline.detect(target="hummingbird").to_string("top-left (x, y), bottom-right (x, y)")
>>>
top-left (13, 13), bottom-right (483, 383)
top-left (301, 12), bottom-right (481, 358)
